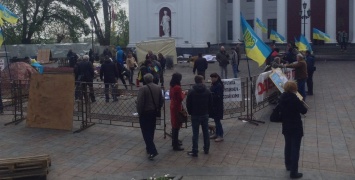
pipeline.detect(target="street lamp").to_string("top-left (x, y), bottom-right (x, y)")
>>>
top-left (299, 2), bottom-right (311, 36)
top-left (90, 20), bottom-right (94, 52)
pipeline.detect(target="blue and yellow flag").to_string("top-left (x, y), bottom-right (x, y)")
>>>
top-left (312, 28), bottom-right (331, 42)
top-left (0, 29), bottom-right (4, 47)
top-left (298, 35), bottom-right (312, 52)
top-left (0, 17), bottom-right (3, 26)
top-left (0, 4), bottom-right (19, 24)
top-left (294, 37), bottom-right (299, 48)
top-left (241, 15), bottom-right (271, 66)
top-left (255, 18), bottom-right (268, 33)
top-left (269, 30), bottom-right (286, 43)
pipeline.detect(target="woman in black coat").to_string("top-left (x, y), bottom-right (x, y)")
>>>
top-left (279, 81), bottom-right (307, 179)
top-left (209, 73), bottom-right (224, 142)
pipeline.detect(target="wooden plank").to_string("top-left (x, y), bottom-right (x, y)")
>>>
top-left (26, 73), bottom-right (75, 130)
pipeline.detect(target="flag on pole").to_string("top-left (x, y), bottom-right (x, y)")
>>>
top-left (241, 15), bottom-right (271, 66)
top-left (0, 29), bottom-right (4, 47)
top-left (0, 17), bottom-right (3, 26)
top-left (269, 30), bottom-right (286, 43)
top-left (298, 35), bottom-right (312, 52)
top-left (0, 4), bottom-right (19, 24)
top-left (312, 28), bottom-right (331, 42)
top-left (255, 18), bottom-right (268, 33)
top-left (294, 37), bottom-right (300, 48)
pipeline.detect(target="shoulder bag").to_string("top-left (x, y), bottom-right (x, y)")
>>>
top-left (147, 85), bottom-right (161, 117)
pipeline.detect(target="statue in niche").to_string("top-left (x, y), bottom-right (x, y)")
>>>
top-left (160, 10), bottom-right (171, 37)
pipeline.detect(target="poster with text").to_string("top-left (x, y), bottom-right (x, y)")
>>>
top-left (222, 78), bottom-right (242, 102)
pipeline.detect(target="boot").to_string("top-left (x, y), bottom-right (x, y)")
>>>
top-left (172, 128), bottom-right (184, 151)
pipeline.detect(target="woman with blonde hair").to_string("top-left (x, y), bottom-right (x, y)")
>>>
top-left (279, 81), bottom-right (307, 179)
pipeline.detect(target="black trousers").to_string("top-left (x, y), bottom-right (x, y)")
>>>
top-left (197, 71), bottom-right (205, 79)
top-left (80, 82), bottom-right (95, 102)
top-left (307, 70), bottom-right (314, 94)
top-left (341, 42), bottom-right (347, 50)
top-left (139, 111), bottom-right (158, 155)
top-left (284, 134), bottom-right (302, 174)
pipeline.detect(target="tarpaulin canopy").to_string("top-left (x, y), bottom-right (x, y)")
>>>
top-left (136, 38), bottom-right (177, 64)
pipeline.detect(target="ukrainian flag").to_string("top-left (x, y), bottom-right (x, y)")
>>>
top-left (294, 37), bottom-right (300, 48)
top-left (241, 15), bottom-right (271, 66)
top-left (298, 35), bottom-right (312, 52)
top-left (0, 17), bottom-right (3, 26)
top-left (255, 18), bottom-right (268, 33)
top-left (269, 30), bottom-right (286, 43)
top-left (312, 28), bottom-right (331, 42)
top-left (0, 29), bottom-right (4, 47)
top-left (0, 4), bottom-right (19, 24)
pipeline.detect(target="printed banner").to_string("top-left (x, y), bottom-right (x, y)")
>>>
top-left (255, 71), bottom-right (277, 104)
top-left (269, 68), bottom-right (303, 100)
top-left (222, 78), bottom-right (242, 102)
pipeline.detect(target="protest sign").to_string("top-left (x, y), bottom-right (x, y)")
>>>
top-left (222, 78), bottom-right (242, 102)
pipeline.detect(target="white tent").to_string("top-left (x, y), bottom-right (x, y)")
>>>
top-left (136, 38), bottom-right (177, 64)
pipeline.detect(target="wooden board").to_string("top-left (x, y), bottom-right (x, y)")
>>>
top-left (26, 74), bottom-right (74, 130)
top-left (37, 49), bottom-right (52, 64)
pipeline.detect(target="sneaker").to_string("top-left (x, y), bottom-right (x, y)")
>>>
top-left (105, 99), bottom-right (109, 103)
top-left (187, 151), bottom-right (198, 157)
top-left (148, 153), bottom-right (158, 160)
top-left (215, 137), bottom-right (224, 142)
top-left (210, 135), bottom-right (217, 139)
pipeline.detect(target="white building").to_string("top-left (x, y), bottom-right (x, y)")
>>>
top-left (128, 0), bottom-right (355, 53)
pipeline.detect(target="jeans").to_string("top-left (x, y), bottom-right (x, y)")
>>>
top-left (214, 118), bottom-right (224, 137)
top-left (104, 83), bottom-right (118, 100)
top-left (220, 66), bottom-right (228, 79)
top-left (232, 63), bottom-right (238, 78)
top-left (297, 79), bottom-right (306, 101)
top-left (284, 134), bottom-right (302, 174)
top-left (129, 68), bottom-right (134, 84)
top-left (139, 111), bottom-right (158, 155)
top-left (307, 71), bottom-right (314, 95)
top-left (191, 115), bottom-right (210, 154)
top-left (341, 42), bottom-right (347, 50)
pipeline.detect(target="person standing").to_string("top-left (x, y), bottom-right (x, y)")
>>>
top-left (100, 56), bottom-right (119, 102)
top-left (76, 55), bottom-right (96, 103)
top-left (193, 53), bottom-right (208, 79)
top-left (126, 52), bottom-right (136, 85)
top-left (279, 81), bottom-right (308, 179)
top-left (235, 43), bottom-right (241, 72)
top-left (305, 51), bottom-right (315, 96)
top-left (186, 75), bottom-right (213, 157)
top-left (116, 46), bottom-right (125, 64)
top-left (285, 54), bottom-right (308, 101)
top-left (216, 46), bottom-right (230, 79)
top-left (169, 73), bottom-right (185, 151)
top-left (137, 73), bottom-right (164, 160)
top-left (231, 48), bottom-right (238, 78)
top-left (89, 48), bottom-right (94, 64)
top-left (209, 73), bottom-right (224, 142)
top-left (340, 30), bottom-right (348, 52)
top-left (158, 53), bottom-right (166, 73)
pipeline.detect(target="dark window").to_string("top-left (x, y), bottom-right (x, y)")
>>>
top-left (228, 21), bottom-right (233, 40)
top-left (228, 0), bottom-right (233, 3)
top-left (246, 20), bottom-right (254, 29)
top-left (268, 19), bottom-right (277, 38)
top-left (268, 0), bottom-right (277, 1)
top-left (247, 0), bottom-right (254, 2)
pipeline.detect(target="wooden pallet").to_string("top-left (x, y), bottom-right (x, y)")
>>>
top-left (0, 155), bottom-right (51, 180)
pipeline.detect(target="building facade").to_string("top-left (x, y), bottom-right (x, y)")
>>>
top-left (128, 0), bottom-right (355, 50)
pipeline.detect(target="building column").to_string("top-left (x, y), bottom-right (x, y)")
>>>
top-left (254, 0), bottom-right (263, 40)
top-left (277, 0), bottom-right (287, 41)
top-left (302, 0), bottom-right (311, 41)
top-left (326, 0), bottom-right (337, 43)
top-left (351, 0), bottom-right (355, 43)
top-left (232, 0), bottom-right (241, 43)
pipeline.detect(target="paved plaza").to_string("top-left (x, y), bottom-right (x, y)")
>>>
top-left (1, 60), bottom-right (355, 179)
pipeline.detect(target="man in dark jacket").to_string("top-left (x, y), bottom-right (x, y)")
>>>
top-left (137, 73), bottom-right (164, 160)
top-left (100, 56), bottom-right (119, 102)
top-left (216, 46), bottom-right (230, 79)
top-left (285, 53), bottom-right (308, 101)
top-left (76, 55), bottom-right (96, 102)
top-left (193, 53), bottom-right (208, 79)
top-left (305, 51), bottom-right (315, 95)
top-left (186, 75), bottom-right (213, 157)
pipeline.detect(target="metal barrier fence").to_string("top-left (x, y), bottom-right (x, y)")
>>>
top-left (1, 80), bottom-right (29, 125)
top-left (0, 72), bottom-right (279, 133)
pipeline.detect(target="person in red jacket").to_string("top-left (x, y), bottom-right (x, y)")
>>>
top-left (169, 73), bottom-right (186, 151)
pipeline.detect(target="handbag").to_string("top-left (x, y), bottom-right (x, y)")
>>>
top-left (177, 106), bottom-right (188, 124)
top-left (270, 104), bottom-right (282, 122)
top-left (147, 85), bottom-right (161, 117)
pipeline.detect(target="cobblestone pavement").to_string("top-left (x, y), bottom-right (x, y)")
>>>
top-left (1, 60), bottom-right (355, 179)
